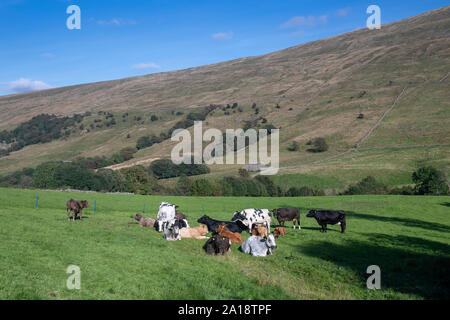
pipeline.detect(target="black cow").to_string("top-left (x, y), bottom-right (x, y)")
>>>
top-left (203, 235), bottom-right (231, 255)
top-left (197, 215), bottom-right (246, 234)
top-left (272, 208), bottom-right (301, 230)
top-left (306, 210), bottom-right (346, 233)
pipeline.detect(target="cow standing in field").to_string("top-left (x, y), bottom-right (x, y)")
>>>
top-left (156, 202), bottom-right (177, 232)
top-left (272, 208), bottom-right (301, 230)
top-left (231, 209), bottom-right (271, 234)
top-left (306, 210), bottom-right (346, 233)
top-left (66, 199), bottom-right (89, 221)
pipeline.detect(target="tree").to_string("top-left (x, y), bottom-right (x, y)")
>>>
top-left (308, 137), bottom-right (329, 153)
top-left (176, 174), bottom-right (192, 196)
top-left (190, 179), bottom-right (213, 196)
top-left (120, 166), bottom-right (158, 195)
top-left (288, 141), bottom-right (300, 152)
top-left (120, 147), bottom-right (137, 161)
top-left (344, 176), bottom-right (387, 195)
top-left (136, 136), bottom-right (152, 150)
top-left (412, 166), bottom-right (448, 195)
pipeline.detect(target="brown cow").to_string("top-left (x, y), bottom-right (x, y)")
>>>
top-left (180, 225), bottom-right (209, 239)
top-left (134, 214), bottom-right (156, 228)
top-left (251, 225), bottom-right (268, 238)
top-left (216, 223), bottom-right (242, 244)
top-left (274, 227), bottom-right (286, 238)
top-left (66, 199), bottom-right (89, 221)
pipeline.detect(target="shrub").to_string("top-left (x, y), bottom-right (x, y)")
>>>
top-left (286, 186), bottom-right (315, 197)
top-left (308, 138), bottom-right (329, 153)
top-left (120, 166), bottom-right (158, 195)
top-left (149, 159), bottom-right (210, 179)
top-left (176, 175), bottom-right (192, 196)
top-left (389, 185), bottom-right (416, 195)
top-left (344, 176), bottom-right (387, 195)
top-left (136, 136), bottom-right (152, 150)
top-left (288, 141), bottom-right (300, 152)
top-left (238, 168), bottom-right (250, 178)
top-left (412, 166), bottom-right (448, 195)
top-left (190, 179), bottom-right (214, 196)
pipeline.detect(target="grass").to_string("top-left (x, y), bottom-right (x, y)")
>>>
top-left (0, 187), bottom-right (449, 300)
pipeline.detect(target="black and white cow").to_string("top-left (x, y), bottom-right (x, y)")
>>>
top-left (231, 209), bottom-right (271, 234)
top-left (156, 202), bottom-right (180, 232)
top-left (163, 219), bottom-right (189, 241)
top-left (306, 210), bottom-right (346, 233)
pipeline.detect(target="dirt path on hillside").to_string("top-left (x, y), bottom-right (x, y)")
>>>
top-left (104, 157), bottom-right (161, 171)
top-left (354, 86), bottom-right (408, 149)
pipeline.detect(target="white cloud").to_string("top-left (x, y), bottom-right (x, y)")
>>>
top-left (97, 18), bottom-right (136, 26)
top-left (132, 62), bottom-right (161, 70)
top-left (212, 32), bottom-right (234, 41)
top-left (280, 15), bottom-right (327, 29)
top-left (335, 7), bottom-right (351, 17)
top-left (7, 78), bottom-right (52, 93)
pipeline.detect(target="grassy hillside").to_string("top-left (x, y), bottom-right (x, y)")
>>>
top-left (0, 188), bottom-right (449, 299)
top-left (0, 6), bottom-right (449, 190)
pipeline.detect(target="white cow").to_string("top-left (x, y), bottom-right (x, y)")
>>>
top-left (240, 235), bottom-right (277, 257)
top-left (231, 209), bottom-right (271, 234)
top-left (156, 202), bottom-right (177, 232)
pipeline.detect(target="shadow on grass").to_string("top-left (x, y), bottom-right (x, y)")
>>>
top-left (441, 202), bottom-right (450, 207)
top-left (348, 211), bottom-right (450, 233)
top-left (298, 236), bottom-right (450, 299)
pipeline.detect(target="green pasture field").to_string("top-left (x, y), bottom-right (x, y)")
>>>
top-left (0, 187), bottom-right (449, 300)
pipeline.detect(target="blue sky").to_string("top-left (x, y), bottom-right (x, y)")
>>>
top-left (0, 0), bottom-right (448, 96)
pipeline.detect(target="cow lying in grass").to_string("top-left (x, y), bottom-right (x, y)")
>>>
top-left (164, 219), bottom-right (189, 241)
top-left (216, 223), bottom-right (242, 244)
top-left (203, 235), bottom-right (231, 255)
top-left (197, 215), bottom-right (246, 234)
top-left (134, 214), bottom-right (156, 228)
top-left (307, 210), bottom-right (346, 233)
top-left (251, 225), bottom-right (268, 238)
top-left (66, 199), bottom-right (89, 221)
top-left (180, 225), bottom-right (209, 240)
top-left (273, 227), bottom-right (286, 238)
top-left (240, 234), bottom-right (277, 257)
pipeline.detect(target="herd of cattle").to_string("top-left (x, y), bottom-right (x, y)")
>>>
top-left (66, 199), bottom-right (347, 257)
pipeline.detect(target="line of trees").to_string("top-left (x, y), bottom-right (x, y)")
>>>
top-left (0, 113), bottom-right (88, 156)
top-left (0, 164), bottom-right (447, 197)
